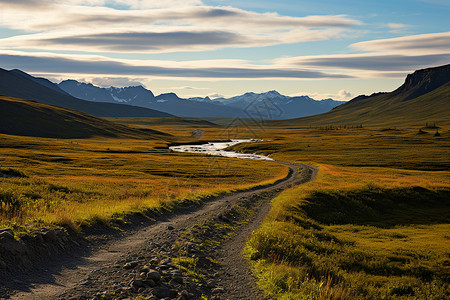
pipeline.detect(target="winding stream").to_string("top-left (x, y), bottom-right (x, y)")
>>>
top-left (169, 139), bottom-right (273, 161)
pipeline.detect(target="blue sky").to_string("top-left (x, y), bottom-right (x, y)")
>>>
top-left (0, 0), bottom-right (448, 100)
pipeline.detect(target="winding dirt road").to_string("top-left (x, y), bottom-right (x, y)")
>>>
top-left (5, 161), bottom-right (317, 300)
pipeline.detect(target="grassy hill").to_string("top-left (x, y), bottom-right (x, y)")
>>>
top-left (0, 68), bottom-right (173, 118)
top-left (0, 95), bottom-right (171, 139)
top-left (273, 64), bottom-right (450, 127)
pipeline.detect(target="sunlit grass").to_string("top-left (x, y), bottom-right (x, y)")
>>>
top-left (246, 164), bottom-right (450, 299)
top-left (240, 125), bottom-right (450, 299)
top-left (0, 133), bottom-right (288, 232)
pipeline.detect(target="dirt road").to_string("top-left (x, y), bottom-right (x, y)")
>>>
top-left (5, 161), bottom-right (317, 299)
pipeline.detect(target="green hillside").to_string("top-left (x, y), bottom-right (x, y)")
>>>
top-left (0, 95), bottom-right (171, 139)
top-left (273, 65), bottom-right (450, 127)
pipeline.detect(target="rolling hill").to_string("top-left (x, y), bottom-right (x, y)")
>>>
top-left (0, 68), bottom-right (172, 118)
top-left (274, 64), bottom-right (450, 126)
top-left (0, 95), bottom-right (171, 139)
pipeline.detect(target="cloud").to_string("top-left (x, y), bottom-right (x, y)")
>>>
top-left (81, 0), bottom-right (204, 9)
top-left (0, 0), bottom-right (51, 8)
top-left (172, 86), bottom-right (210, 90)
top-left (0, 5), bottom-right (361, 31)
top-left (278, 53), bottom-right (450, 72)
top-left (89, 77), bottom-right (144, 87)
top-left (298, 90), bottom-right (354, 101)
top-left (337, 89), bottom-right (353, 100)
top-left (0, 51), bottom-right (352, 79)
top-left (0, 3), bottom-right (361, 53)
top-left (208, 93), bottom-right (224, 99)
top-left (386, 23), bottom-right (411, 33)
top-left (0, 30), bottom-right (264, 53)
top-left (0, 27), bottom-right (349, 53)
top-left (387, 23), bottom-right (409, 29)
top-left (352, 31), bottom-right (450, 54)
top-left (274, 32), bottom-right (450, 75)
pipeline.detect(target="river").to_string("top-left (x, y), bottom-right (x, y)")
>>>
top-left (169, 139), bottom-right (273, 161)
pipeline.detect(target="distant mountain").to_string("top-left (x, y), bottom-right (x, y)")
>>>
top-left (0, 95), bottom-right (171, 139)
top-left (0, 68), bottom-right (172, 118)
top-left (273, 64), bottom-right (450, 126)
top-left (213, 90), bottom-right (344, 119)
top-left (187, 96), bottom-right (213, 103)
top-left (59, 81), bottom-right (343, 119)
top-left (58, 80), bottom-right (246, 118)
top-left (59, 80), bottom-right (156, 106)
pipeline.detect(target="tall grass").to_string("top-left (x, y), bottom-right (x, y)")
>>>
top-left (234, 124), bottom-right (450, 299)
top-left (245, 163), bottom-right (450, 299)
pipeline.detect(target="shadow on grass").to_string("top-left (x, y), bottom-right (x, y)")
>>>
top-left (299, 186), bottom-right (450, 227)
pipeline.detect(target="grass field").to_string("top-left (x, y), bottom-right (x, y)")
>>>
top-left (234, 126), bottom-right (450, 299)
top-left (1, 115), bottom-right (449, 299)
top-left (0, 132), bottom-right (288, 233)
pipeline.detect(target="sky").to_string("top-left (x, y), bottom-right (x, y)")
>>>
top-left (0, 0), bottom-right (449, 100)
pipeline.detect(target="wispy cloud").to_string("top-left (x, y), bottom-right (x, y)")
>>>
top-left (386, 23), bottom-right (411, 33)
top-left (0, 0), bottom-right (51, 8)
top-left (171, 86), bottom-right (211, 90)
top-left (297, 89), bottom-right (354, 101)
top-left (278, 53), bottom-right (450, 72)
top-left (275, 32), bottom-right (450, 76)
top-left (0, 31), bottom-right (258, 53)
top-left (0, 50), bottom-right (352, 79)
top-left (387, 23), bottom-right (409, 29)
top-left (0, 1), bottom-right (361, 53)
top-left (351, 31), bottom-right (450, 54)
top-left (89, 77), bottom-right (145, 88)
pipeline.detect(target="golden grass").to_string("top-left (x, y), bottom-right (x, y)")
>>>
top-left (0, 133), bottom-right (288, 232)
top-left (240, 125), bottom-right (450, 299)
top-left (246, 165), bottom-right (450, 299)
top-left (2, 117), bottom-right (449, 299)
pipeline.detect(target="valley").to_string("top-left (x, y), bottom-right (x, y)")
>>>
top-left (0, 64), bottom-right (449, 300)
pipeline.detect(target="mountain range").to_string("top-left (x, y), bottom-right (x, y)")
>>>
top-left (58, 80), bottom-right (246, 118)
top-left (58, 80), bottom-right (344, 119)
top-left (1, 64), bottom-right (448, 139)
top-left (0, 68), bottom-right (172, 118)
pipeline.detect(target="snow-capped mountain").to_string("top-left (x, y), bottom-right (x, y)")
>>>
top-left (214, 90), bottom-right (290, 109)
top-left (212, 90), bottom-right (344, 119)
top-left (187, 96), bottom-right (214, 103)
top-left (58, 80), bottom-right (344, 119)
top-left (59, 80), bottom-right (155, 105)
top-left (58, 80), bottom-right (245, 118)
